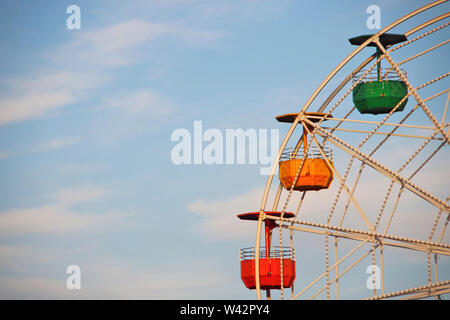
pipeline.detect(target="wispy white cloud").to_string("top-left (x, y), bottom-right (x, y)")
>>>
top-left (3, 71), bottom-right (106, 95)
top-left (101, 89), bottom-right (174, 115)
top-left (0, 257), bottom-right (232, 299)
top-left (0, 71), bottom-right (109, 127)
top-left (0, 16), bottom-right (224, 127)
top-left (0, 241), bottom-right (232, 299)
top-left (33, 137), bottom-right (81, 152)
top-left (188, 188), bottom-right (264, 241)
top-left (55, 186), bottom-right (109, 207)
top-left (53, 19), bottom-right (227, 68)
top-left (93, 88), bottom-right (175, 141)
top-left (0, 92), bottom-right (74, 126)
top-left (125, 0), bottom-right (291, 22)
top-left (78, 260), bottom-right (231, 299)
top-left (0, 245), bottom-right (56, 274)
top-left (0, 151), bottom-right (11, 159)
top-left (0, 206), bottom-right (106, 237)
top-left (0, 186), bottom-right (129, 237)
top-left (0, 276), bottom-right (73, 300)
top-left (58, 163), bottom-right (109, 176)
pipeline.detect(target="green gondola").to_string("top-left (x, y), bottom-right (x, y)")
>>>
top-left (349, 33), bottom-right (409, 115)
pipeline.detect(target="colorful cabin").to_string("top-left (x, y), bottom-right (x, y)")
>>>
top-left (238, 211), bottom-right (296, 291)
top-left (276, 112), bottom-right (334, 192)
top-left (349, 33), bottom-right (408, 115)
top-left (240, 247), bottom-right (296, 290)
top-left (279, 146), bottom-right (334, 191)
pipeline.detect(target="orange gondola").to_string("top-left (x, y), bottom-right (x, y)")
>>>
top-left (276, 112), bottom-right (334, 192)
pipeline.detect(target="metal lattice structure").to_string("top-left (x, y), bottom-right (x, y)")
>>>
top-left (244, 0), bottom-right (450, 300)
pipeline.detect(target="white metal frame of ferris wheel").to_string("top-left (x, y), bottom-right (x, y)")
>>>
top-left (252, 0), bottom-right (450, 300)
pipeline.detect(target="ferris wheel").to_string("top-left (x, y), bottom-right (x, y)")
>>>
top-left (237, 0), bottom-right (450, 300)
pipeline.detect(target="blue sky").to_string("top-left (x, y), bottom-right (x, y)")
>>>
top-left (0, 0), bottom-right (449, 299)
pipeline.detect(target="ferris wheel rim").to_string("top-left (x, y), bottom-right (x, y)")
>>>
top-left (251, 0), bottom-right (450, 300)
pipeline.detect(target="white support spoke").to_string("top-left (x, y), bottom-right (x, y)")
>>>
top-left (305, 118), bottom-right (450, 213)
top-left (309, 244), bottom-right (378, 299)
top-left (375, 38), bottom-right (450, 143)
top-left (302, 120), bottom-right (374, 231)
top-left (395, 39), bottom-right (450, 67)
top-left (281, 224), bottom-right (450, 256)
top-left (321, 127), bottom-right (446, 140)
top-left (366, 280), bottom-right (450, 300)
top-left (401, 287), bottom-right (450, 300)
top-left (266, 215), bottom-right (450, 254)
top-left (292, 239), bottom-right (370, 299)
top-left (309, 115), bottom-right (445, 130)
top-left (442, 91), bottom-right (450, 124)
